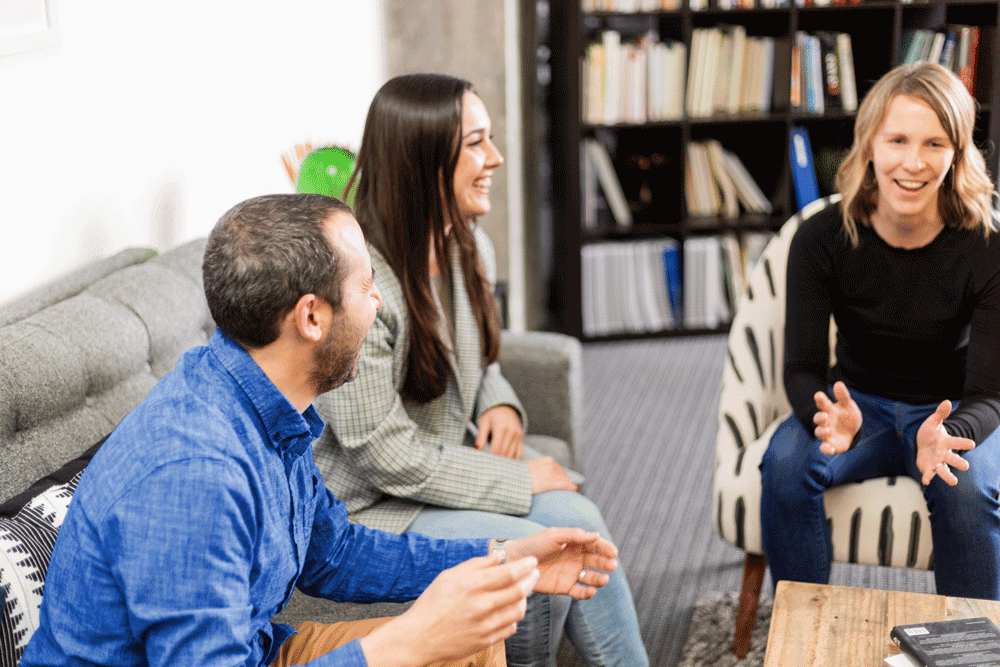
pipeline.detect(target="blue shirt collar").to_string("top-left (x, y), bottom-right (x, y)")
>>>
top-left (208, 330), bottom-right (325, 456)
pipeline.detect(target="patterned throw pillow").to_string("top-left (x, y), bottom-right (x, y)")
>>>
top-left (0, 438), bottom-right (103, 667)
top-left (0, 472), bottom-right (82, 667)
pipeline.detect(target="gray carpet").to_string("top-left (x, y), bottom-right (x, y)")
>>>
top-left (561, 335), bottom-right (937, 667)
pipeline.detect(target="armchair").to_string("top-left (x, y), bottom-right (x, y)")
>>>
top-left (713, 194), bottom-right (934, 658)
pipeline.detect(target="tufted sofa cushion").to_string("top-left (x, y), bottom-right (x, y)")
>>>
top-left (0, 240), bottom-right (213, 506)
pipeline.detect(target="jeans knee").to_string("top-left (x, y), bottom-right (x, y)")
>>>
top-left (531, 491), bottom-right (609, 536)
top-left (929, 478), bottom-right (998, 534)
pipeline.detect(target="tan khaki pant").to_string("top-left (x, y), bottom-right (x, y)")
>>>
top-left (270, 617), bottom-right (506, 667)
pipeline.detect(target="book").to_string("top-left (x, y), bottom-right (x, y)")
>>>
top-left (723, 148), bottom-right (772, 214)
top-left (726, 24), bottom-right (748, 114)
top-left (584, 138), bottom-right (633, 227)
top-left (927, 31), bottom-right (946, 66)
top-left (890, 617), bottom-right (1000, 667)
top-left (581, 244), bottom-right (599, 336)
top-left (719, 232), bottom-right (745, 310)
top-left (645, 239), bottom-right (676, 329)
top-left (685, 141), bottom-right (720, 217)
top-left (815, 31), bottom-right (842, 111)
top-left (836, 32), bottom-right (858, 112)
top-left (789, 36), bottom-right (802, 110)
top-left (789, 125), bottom-right (821, 211)
top-left (602, 30), bottom-right (622, 125)
top-left (902, 29), bottom-right (932, 64)
top-left (808, 34), bottom-right (824, 114)
top-left (759, 37), bottom-right (776, 113)
top-left (705, 139), bottom-right (739, 219)
top-left (686, 29), bottom-right (705, 117)
top-left (960, 26), bottom-right (980, 98)
top-left (939, 30), bottom-right (958, 70)
top-left (900, 29), bottom-right (919, 65)
top-left (662, 242), bottom-right (682, 324)
top-left (581, 141), bottom-right (598, 230)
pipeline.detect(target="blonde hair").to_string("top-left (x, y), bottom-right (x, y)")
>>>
top-left (835, 62), bottom-right (996, 245)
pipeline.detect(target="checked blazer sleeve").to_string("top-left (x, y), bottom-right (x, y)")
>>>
top-left (312, 228), bottom-right (533, 534)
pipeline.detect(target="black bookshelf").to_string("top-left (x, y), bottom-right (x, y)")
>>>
top-left (545, 0), bottom-right (1000, 340)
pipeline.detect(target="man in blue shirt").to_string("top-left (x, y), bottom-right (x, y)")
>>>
top-left (22, 194), bottom-right (618, 667)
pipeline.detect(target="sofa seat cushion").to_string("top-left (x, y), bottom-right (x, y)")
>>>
top-left (0, 439), bottom-right (103, 667)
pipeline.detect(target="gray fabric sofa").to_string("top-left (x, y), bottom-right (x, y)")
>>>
top-left (0, 238), bottom-right (583, 660)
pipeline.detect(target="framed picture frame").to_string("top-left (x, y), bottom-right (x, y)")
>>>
top-left (0, 0), bottom-right (59, 59)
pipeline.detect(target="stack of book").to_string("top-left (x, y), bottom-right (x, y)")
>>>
top-left (684, 140), bottom-right (772, 220)
top-left (900, 25), bottom-right (985, 98)
top-left (581, 239), bottom-right (681, 337)
top-left (581, 0), bottom-right (681, 10)
top-left (581, 30), bottom-right (687, 125)
top-left (717, 0), bottom-right (790, 9)
top-left (792, 31), bottom-right (858, 114)
top-left (683, 231), bottom-right (777, 329)
top-left (686, 25), bottom-right (777, 117)
top-left (794, 0), bottom-right (860, 5)
top-left (580, 231), bottom-right (775, 336)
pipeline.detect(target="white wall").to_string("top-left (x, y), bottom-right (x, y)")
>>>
top-left (0, 1), bottom-right (383, 304)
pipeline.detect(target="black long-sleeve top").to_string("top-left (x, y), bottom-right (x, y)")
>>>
top-left (784, 202), bottom-right (1000, 444)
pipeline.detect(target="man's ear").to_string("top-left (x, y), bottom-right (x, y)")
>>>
top-left (289, 293), bottom-right (327, 343)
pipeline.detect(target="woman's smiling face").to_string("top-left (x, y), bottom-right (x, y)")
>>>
top-left (453, 91), bottom-right (504, 220)
top-left (871, 93), bottom-right (955, 226)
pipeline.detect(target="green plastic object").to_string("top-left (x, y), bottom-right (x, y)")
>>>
top-left (295, 146), bottom-right (357, 205)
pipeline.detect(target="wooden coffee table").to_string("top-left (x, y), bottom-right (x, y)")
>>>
top-left (764, 581), bottom-right (1000, 666)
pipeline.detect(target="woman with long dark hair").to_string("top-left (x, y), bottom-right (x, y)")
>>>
top-left (313, 73), bottom-right (647, 667)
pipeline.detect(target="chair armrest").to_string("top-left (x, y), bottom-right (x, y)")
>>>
top-left (499, 330), bottom-right (582, 453)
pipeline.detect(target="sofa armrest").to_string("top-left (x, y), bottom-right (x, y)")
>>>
top-left (499, 330), bottom-right (582, 453)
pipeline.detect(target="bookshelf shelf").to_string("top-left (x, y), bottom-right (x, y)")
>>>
top-left (545, 0), bottom-right (1000, 341)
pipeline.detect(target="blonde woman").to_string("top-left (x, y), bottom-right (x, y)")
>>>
top-left (761, 62), bottom-right (1000, 599)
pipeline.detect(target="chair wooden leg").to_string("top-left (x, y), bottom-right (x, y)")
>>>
top-left (731, 553), bottom-right (767, 659)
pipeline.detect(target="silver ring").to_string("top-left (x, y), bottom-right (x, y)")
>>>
top-left (936, 462), bottom-right (947, 468)
top-left (578, 570), bottom-right (587, 582)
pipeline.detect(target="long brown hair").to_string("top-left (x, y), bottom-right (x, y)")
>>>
top-left (347, 73), bottom-right (501, 403)
top-left (836, 62), bottom-right (996, 245)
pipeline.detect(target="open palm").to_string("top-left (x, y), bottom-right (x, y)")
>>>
top-left (813, 381), bottom-right (862, 455)
top-left (508, 527), bottom-right (618, 599)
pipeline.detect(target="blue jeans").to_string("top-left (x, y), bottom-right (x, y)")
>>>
top-left (760, 387), bottom-right (1000, 599)
top-left (409, 490), bottom-right (648, 667)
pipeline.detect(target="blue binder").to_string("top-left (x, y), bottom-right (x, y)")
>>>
top-left (789, 126), bottom-right (821, 212)
top-left (662, 243), bottom-right (682, 323)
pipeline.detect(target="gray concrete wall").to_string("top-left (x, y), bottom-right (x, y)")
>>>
top-left (383, 0), bottom-right (511, 286)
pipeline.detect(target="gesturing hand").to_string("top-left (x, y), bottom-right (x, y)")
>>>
top-left (813, 381), bottom-right (863, 455)
top-left (505, 527), bottom-right (618, 600)
top-left (916, 400), bottom-right (974, 486)
top-left (360, 555), bottom-right (539, 667)
top-left (476, 405), bottom-right (525, 459)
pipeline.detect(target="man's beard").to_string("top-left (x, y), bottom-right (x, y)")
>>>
top-left (310, 328), bottom-right (359, 395)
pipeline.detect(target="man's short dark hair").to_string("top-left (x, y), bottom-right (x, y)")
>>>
top-left (202, 193), bottom-right (353, 348)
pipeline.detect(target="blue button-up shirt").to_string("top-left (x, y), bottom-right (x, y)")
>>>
top-left (22, 330), bottom-right (488, 667)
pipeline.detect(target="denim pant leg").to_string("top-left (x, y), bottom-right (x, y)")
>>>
top-left (760, 392), bottom-right (901, 588)
top-left (408, 508), bottom-right (560, 667)
top-left (526, 491), bottom-right (648, 667)
top-left (409, 492), bottom-right (649, 667)
top-left (900, 414), bottom-right (1000, 600)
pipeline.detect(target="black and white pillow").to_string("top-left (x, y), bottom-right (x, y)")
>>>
top-left (0, 439), bottom-right (103, 667)
top-left (0, 473), bottom-right (82, 666)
